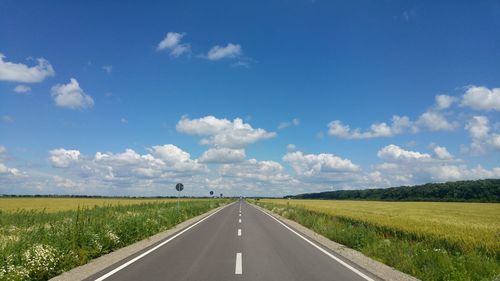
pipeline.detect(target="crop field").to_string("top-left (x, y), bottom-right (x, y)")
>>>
top-left (0, 198), bottom-right (230, 281)
top-left (0, 197), bottom-right (209, 213)
top-left (257, 199), bottom-right (500, 281)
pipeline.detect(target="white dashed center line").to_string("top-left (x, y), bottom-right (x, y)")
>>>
top-left (235, 253), bottom-right (242, 274)
top-left (238, 228), bottom-right (241, 236)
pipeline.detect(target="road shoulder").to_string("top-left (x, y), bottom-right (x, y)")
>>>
top-left (252, 203), bottom-right (419, 281)
top-left (50, 203), bottom-right (232, 281)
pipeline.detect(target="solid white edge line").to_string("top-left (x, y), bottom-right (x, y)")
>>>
top-left (235, 252), bottom-right (243, 274)
top-left (94, 202), bottom-right (235, 281)
top-left (256, 206), bottom-right (376, 281)
top-left (238, 228), bottom-right (242, 236)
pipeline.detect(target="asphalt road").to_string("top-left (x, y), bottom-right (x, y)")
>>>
top-left (87, 201), bottom-right (380, 281)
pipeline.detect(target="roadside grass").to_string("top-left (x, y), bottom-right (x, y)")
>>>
top-left (255, 199), bottom-right (500, 281)
top-left (0, 199), bottom-right (230, 281)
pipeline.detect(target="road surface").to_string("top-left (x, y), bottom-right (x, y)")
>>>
top-left (87, 201), bottom-right (380, 281)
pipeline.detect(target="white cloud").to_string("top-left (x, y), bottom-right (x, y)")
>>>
top-left (461, 86), bottom-right (500, 111)
top-left (433, 145), bottom-right (453, 160)
top-left (464, 116), bottom-right (500, 154)
top-left (53, 176), bottom-right (80, 189)
top-left (416, 111), bottom-right (457, 131)
top-left (373, 144), bottom-right (500, 185)
top-left (48, 145), bottom-right (206, 185)
top-left (218, 159), bottom-right (291, 183)
top-left (328, 93), bottom-right (463, 140)
top-left (0, 163), bottom-right (20, 177)
top-left (206, 43), bottom-right (242, 60)
top-left (232, 60), bottom-right (251, 68)
top-left (13, 85), bottom-right (31, 94)
top-left (283, 151), bottom-right (360, 181)
top-left (0, 146), bottom-right (20, 177)
top-left (377, 144), bottom-right (432, 162)
top-left (51, 78), bottom-right (94, 110)
top-left (49, 148), bottom-right (81, 168)
top-left (0, 53), bottom-right (55, 83)
top-left (176, 116), bottom-right (276, 149)
top-left (156, 32), bottom-right (191, 57)
top-left (287, 144), bottom-right (297, 151)
top-left (199, 148), bottom-right (246, 163)
top-left (101, 65), bottom-right (112, 73)
top-left (328, 115), bottom-right (415, 139)
top-left (435, 94), bottom-right (457, 110)
top-left (466, 116), bottom-right (490, 140)
top-left (278, 118), bottom-right (300, 129)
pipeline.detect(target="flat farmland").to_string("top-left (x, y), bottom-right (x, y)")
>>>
top-left (0, 197), bottom-right (204, 212)
top-left (0, 198), bottom-right (230, 281)
top-left (260, 199), bottom-right (500, 252)
top-left (257, 199), bottom-right (500, 280)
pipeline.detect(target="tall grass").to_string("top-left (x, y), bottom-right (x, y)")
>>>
top-left (0, 199), bottom-right (229, 281)
top-left (256, 200), bottom-right (500, 281)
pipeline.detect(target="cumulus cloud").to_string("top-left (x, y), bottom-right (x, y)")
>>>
top-left (0, 53), bottom-right (55, 83)
top-left (0, 146), bottom-right (20, 177)
top-left (199, 148), bottom-right (246, 163)
top-left (377, 144), bottom-right (432, 162)
top-left (51, 78), bottom-right (94, 110)
top-left (53, 176), bottom-right (80, 189)
top-left (176, 116), bottom-right (276, 149)
top-left (464, 116), bottom-right (500, 154)
top-left (156, 32), bottom-right (191, 57)
top-left (416, 111), bottom-right (457, 131)
top-left (328, 92), bottom-right (464, 140)
top-left (206, 43), bottom-right (242, 60)
top-left (373, 144), bottom-right (500, 185)
top-left (46, 145), bottom-right (207, 190)
top-left (13, 85), bottom-right (31, 94)
top-left (328, 115), bottom-right (415, 139)
top-left (283, 151), bottom-right (360, 182)
top-left (432, 145), bottom-right (453, 160)
top-left (49, 148), bottom-right (81, 168)
top-left (218, 159), bottom-right (292, 183)
top-left (461, 86), bottom-right (500, 111)
top-left (435, 94), bottom-right (457, 110)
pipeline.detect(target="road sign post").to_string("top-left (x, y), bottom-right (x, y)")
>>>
top-left (175, 183), bottom-right (184, 212)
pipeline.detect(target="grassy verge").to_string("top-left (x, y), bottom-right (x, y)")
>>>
top-left (0, 199), bottom-right (230, 281)
top-left (254, 200), bottom-right (499, 281)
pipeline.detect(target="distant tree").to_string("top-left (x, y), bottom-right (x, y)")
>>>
top-left (288, 179), bottom-right (500, 203)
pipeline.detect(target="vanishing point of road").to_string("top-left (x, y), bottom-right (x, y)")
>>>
top-left (87, 200), bottom-right (381, 281)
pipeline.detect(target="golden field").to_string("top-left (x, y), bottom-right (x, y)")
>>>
top-left (260, 199), bottom-right (500, 253)
top-left (0, 197), bottom-right (205, 213)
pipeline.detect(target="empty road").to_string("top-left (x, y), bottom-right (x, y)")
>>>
top-left (87, 201), bottom-right (380, 281)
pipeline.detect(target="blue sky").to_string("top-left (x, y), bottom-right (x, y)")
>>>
top-left (0, 0), bottom-right (499, 196)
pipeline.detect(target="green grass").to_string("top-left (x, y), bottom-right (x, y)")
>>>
top-left (0, 199), bottom-right (230, 281)
top-left (255, 199), bottom-right (500, 281)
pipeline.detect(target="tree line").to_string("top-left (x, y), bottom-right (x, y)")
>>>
top-left (286, 179), bottom-right (500, 202)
